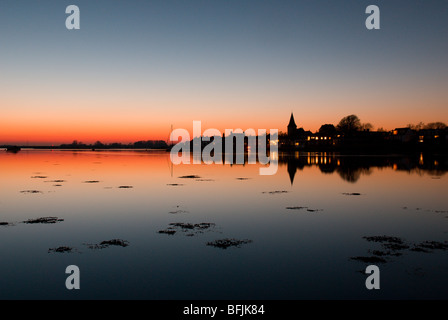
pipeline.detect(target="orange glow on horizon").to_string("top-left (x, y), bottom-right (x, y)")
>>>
top-left (2, 104), bottom-right (446, 145)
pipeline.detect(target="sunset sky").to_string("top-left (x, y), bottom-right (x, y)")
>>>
top-left (1, 0), bottom-right (447, 145)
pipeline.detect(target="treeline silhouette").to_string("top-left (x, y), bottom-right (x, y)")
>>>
top-left (2, 114), bottom-right (446, 153)
top-left (281, 114), bottom-right (447, 153)
top-left (58, 140), bottom-right (169, 150)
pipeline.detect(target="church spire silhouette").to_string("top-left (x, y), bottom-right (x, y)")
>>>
top-left (288, 112), bottom-right (297, 138)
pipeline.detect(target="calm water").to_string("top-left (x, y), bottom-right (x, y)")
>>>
top-left (0, 150), bottom-right (447, 299)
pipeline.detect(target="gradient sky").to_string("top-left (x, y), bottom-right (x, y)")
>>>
top-left (1, 0), bottom-right (447, 144)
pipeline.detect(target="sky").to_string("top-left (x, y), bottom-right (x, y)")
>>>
top-left (1, 0), bottom-right (447, 145)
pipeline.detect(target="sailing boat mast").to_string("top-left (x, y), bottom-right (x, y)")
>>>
top-left (166, 124), bottom-right (174, 177)
top-left (166, 124), bottom-right (174, 151)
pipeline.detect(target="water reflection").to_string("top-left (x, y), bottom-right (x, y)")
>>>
top-left (0, 149), bottom-right (447, 299)
top-left (169, 150), bottom-right (446, 184)
top-left (280, 152), bottom-right (447, 184)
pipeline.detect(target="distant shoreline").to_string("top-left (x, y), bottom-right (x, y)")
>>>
top-left (2, 147), bottom-right (447, 157)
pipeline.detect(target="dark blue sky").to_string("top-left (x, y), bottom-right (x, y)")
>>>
top-left (1, 1), bottom-right (447, 143)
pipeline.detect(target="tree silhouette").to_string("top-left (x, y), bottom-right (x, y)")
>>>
top-left (407, 122), bottom-right (425, 130)
top-left (318, 124), bottom-right (337, 136)
top-left (336, 115), bottom-right (361, 135)
top-left (424, 122), bottom-right (446, 130)
top-left (360, 123), bottom-right (373, 131)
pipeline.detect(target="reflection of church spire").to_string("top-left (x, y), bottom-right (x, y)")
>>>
top-left (287, 158), bottom-right (297, 185)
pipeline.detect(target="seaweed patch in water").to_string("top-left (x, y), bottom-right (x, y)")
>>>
top-left (158, 222), bottom-right (216, 236)
top-left (23, 217), bottom-right (64, 224)
top-left (100, 239), bottom-right (129, 247)
top-left (342, 193), bottom-right (362, 196)
top-left (370, 250), bottom-right (402, 257)
top-left (382, 243), bottom-right (410, 251)
top-left (353, 235), bottom-right (448, 268)
top-left (20, 190), bottom-right (43, 194)
top-left (86, 239), bottom-right (129, 249)
top-left (409, 246), bottom-right (432, 253)
top-left (286, 206), bottom-right (322, 212)
top-left (262, 191), bottom-right (289, 194)
top-left (170, 222), bottom-right (215, 230)
top-left (83, 180), bottom-right (100, 183)
top-left (412, 241), bottom-right (448, 251)
top-left (48, 246), bottom-right (73, 253)
top-left (168, 210), bottom-right (189, 214)
top-left (206, 238), bottom-right (253, 249)
top-left (118, 185), bottom-right (133, 189)
top-left (178, 175), bottom-right (201, 179)
top-left (158, 229), bottom-right (176, 235)
top-left (362, 236), bottom-right (405, 244)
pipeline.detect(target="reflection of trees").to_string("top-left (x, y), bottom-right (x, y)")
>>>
top-left (335, 157), bottom-right (372, 183)
top-left (336, 167), bottom-right (372, 183)
top-left (279, 152), bottom-right (447, 185)
top-left (413, 168), bottom-right (446, 177)
top-left (318, 162), bottom-right (337, 174)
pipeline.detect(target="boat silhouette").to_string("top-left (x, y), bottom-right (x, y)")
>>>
top-left (6, 146), bottom-right (21, 153)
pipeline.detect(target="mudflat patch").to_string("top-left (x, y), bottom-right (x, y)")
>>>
top-left (206, 238), bottom-right (253, 249)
